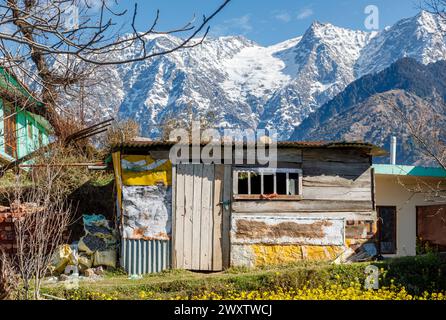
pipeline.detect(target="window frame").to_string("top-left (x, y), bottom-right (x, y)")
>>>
top-left (233, 167), bottom-right (303, 201)
top-left (3, 99), bottom-right (17, 158)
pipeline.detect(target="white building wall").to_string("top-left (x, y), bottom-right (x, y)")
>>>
top-left (375, 174), bottom-right (446, 257)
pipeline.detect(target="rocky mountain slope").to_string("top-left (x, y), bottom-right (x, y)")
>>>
top-left (291, 58), bottom-right (446, 165)
top-left (70, 11), bottom-right (446, 143)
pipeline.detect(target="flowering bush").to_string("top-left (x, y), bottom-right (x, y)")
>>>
top-left (57, 279), bottom-right (446, 301)
top-left (66, 290), bottom-right (119, 300)
top-left (43, 254), bottom-right (446, 300)
top-left (167, 282), bottom-right (446, 301)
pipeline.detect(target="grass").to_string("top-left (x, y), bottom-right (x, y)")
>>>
top-left (40, 254), bottom-right (446, 300)
top-left (41, 261), bottom-right (333, 299)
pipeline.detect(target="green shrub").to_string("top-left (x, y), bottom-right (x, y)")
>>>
top-left (374, 253), bottom-right (446, 294)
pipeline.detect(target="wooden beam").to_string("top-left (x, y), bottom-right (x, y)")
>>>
top-left (231, 211), bottom-right (377, 221)
top-left (222, 165), bottom-right (232, 269)
top-left (171, 165), bottom-right (177, 268)
top-left (233, 195), bottom-right (304, 201)
top-left (212, 164), bottom-right (225, 271)
top-left (232, 200), bottom-right (374, 213)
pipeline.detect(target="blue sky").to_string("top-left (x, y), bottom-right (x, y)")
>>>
top-left (114, 0), bottom-right (421, 46)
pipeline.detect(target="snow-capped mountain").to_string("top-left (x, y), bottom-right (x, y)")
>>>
top-left (116, 35), bottom-right (262, 136)
top-left (258, 22), bottom-right (373, 138)
top-left (356, 11), bottom-right (446, 77)
top-left (291, 58), bottom-right (446, 165)
top-left (73, 11), bottom-right (446, 140)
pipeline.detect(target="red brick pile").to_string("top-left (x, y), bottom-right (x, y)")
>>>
top-left (0, 206), bottom-right (17, 254)
top-left (0, 203), bottom-right (38, 254)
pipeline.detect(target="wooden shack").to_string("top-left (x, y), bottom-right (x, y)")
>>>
top-left (111, 141), bottom-right (386, 274)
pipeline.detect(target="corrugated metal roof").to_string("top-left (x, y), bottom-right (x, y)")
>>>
top-left (112, 140), bottom-right (386, 156)
top-left (114, 140), bottom-right (374, 148)
top-left (116, 140), bottom-right (176, 148)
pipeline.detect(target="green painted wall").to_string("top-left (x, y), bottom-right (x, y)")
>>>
top-left (0, 106), bottom-right (4, 160)
top-left (0, 66), bottom-right (49, 162)
top-left (16, 110), bottom-right (49, 159)
top-left (0, 99), bottom-right (50, 162)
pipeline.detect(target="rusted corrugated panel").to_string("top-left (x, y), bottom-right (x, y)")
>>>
top-left (231, 216), bottom-right (345, 246)
top-left (113, 141), bottom-right (326, 149)
top-left (121, 239), bottom-right (171, 274)
top-left (112, 140), bottom-right (385, 155)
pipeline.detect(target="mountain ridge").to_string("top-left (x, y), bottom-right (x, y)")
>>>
top-left (65, 11), bottom-right (446, 146)
top-left (291, 58), bottom-right (446, 165)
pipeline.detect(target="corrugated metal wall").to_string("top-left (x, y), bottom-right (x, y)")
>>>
top-left (121, 239), bottom-right (171, 275)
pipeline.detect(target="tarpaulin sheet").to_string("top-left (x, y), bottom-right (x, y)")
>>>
top-left (122, 185), bottom-right (172, 240)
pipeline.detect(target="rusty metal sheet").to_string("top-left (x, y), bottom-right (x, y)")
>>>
top-left (231, 216), bottom-right (345, 246)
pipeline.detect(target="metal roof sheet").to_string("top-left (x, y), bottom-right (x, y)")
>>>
top-left (112, 140), bottom-right (386, 156)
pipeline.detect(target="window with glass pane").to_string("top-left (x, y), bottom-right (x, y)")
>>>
top-left (288, 173), bottom-right (300, 195)
top-left (234, 168), bottom-right (302, 199)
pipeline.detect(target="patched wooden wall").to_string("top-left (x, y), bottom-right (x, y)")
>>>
top-left (123, 146), bottom-right (377, 270)
top-left (230, 147), bottom-right (376, 267)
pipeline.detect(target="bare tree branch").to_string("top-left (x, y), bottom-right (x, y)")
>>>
top-left (0, 0), bottom-right (231, 137)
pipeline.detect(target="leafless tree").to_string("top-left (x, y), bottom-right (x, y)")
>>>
top-left (161, 102), bottom-right (218, 142)
top-left (421, 2), bottom-right (446, 167)
top-left (1, 143), bottom-right (76, 300)
top-left (95, 118), bottom-right (139, 157)
top-left (103, 119), bottom-right (139, 146)
top-left (369, 0), bottom-right (446, 170)
top-left (423, 0), bottom-right (446, 21)
top-left (384, 96), bottom-right (446, 238)
top-left (0, 249), bottom-right (18, 300)
top-left (0, 0), bottom-right (231, 138)
top-left (387, 100), bottom-right (446, 170)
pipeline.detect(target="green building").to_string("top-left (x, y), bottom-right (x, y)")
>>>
top-left (0, 66), bottom-right (51, 164)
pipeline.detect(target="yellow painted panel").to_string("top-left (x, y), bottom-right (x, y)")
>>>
top-left (111, 151), bottom-right (122, 210)
top-left (252, 245), bottom-right (303, 266)
top-left (303, 245), bottom-right (343, 261)
top-left (121, 155), bottom-right (172, 186)
top-left (251, 244), bottom-right (345, 267)
top-left (123, 171), bottom-right (170, 186)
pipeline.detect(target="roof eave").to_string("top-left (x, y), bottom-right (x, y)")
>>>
top-left (373, 164), bottom-right (446, 178)
top-left (111, 140), bottom-right (386, 157)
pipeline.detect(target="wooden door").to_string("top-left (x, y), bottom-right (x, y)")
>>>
top-left (377, 206), bottom-right (397, 254)
top-left (173, 164), bottom-right (231, 271)
top-left (3, 102), bottom-right (17, 158)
